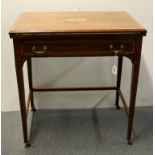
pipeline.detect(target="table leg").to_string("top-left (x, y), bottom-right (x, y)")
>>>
top-left (127, 61), bottom-right (140, 144)
top-left (127, 37), bottom-right (142, 145)
top-left (15, 64), bottom-right (31, 147)
top-left (115, 56), bottom-right (123, 109)
top-left (27, 58), bottom-right (36, 112)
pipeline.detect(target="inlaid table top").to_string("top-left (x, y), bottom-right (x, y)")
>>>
top-left (9, 11), bottom-right (146, 36)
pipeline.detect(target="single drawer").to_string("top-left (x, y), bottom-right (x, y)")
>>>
top-left (21, 39), bottom-right (135, 57)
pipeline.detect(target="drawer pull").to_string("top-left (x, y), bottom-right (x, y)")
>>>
top-left (113, 50), bottom-right (119, 56)
top-left (43, 45), bottom-right (47, 51)
top-left (120, 44), bottom-right (124, 49)
top-left (32, 45), bottom-right (47, 54)
top-left (32, 46), bottom-right (36, 51)
top-left (109, 44), bottom-right (114, 50)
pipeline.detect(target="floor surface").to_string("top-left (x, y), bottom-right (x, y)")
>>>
top-left (1, 106), bottom-right (153, 155)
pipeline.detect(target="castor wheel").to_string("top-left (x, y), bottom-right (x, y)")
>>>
top-left (128, 139), bottom-right (133, 145)
top-left (25, 143), bottom-right (31, 148)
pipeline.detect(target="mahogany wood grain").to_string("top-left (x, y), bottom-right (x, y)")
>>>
top-left (118, 89), bottom-right (129, 115)
top-left (26, 91), bottom-right (31, 117)
top-left (27, 59), bottom-right (36, 111)
top-left (33, 87), bottom-right (117, 91)
top-left (9, 12), bottom-right (147, 147)
top-left (127, 36), bottom-right (143, 145)
top-left (115, 56), bottom-right (123, 109)
top-left (9, 12), bottom-right (146, 37)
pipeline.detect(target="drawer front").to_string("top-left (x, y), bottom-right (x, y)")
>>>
top-left (21, 39), bottom-right (135, 57)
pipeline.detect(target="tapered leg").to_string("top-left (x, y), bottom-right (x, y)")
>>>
top-left (15, 64), bottom-right (31, 147)
top-left (115, 56), bottom-right (123, 109)
top-left (127, 61), bottom-right (140, 145)
top-left (127, 37), bottom-right (142, 145)
top-left (27, 58), bottom-right (36, 112)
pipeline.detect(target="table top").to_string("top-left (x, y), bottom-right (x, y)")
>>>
top-left (9, 11), bottom-right (146, 37)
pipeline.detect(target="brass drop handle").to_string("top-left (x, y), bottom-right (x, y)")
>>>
top-left (109, 44), bottom-right (114, 50)
top-left (120, 44), bottom-right (124, 50)
top-left (32, 45), bottom-right (47, 54)
top-left (113, 50), bottom-right (119, 56)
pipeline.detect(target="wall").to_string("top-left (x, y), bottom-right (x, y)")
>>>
top-left (1, 0), bottom-right (153, 111)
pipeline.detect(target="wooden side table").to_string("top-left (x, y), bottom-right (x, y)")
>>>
top-left (9, 12), bottom-right (147, 147)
